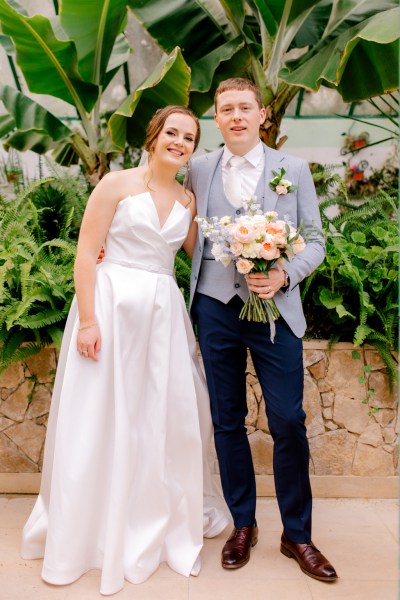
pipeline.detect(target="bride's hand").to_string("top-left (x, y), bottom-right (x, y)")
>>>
top-left (77, 323), bottom-right (101, 361)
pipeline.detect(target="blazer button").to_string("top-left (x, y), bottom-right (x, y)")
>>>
top-left (234, 283), bottom-right (240, 288)
top-left (236, 209), bottom-right (241, 215)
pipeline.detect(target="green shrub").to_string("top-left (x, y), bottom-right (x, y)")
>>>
top-left (0, 177), bottom-right (82, 371)
top-left (302, 190), bottom-right (398, 387)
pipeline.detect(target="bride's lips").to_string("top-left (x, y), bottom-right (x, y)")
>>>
top-left (167, 147), bottom-right (184, 156)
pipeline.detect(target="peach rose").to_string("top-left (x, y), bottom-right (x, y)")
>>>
top-left (292, 235), bottom-right (306, 254)
top-left (230, 240), bottom-right (244, 256)
top-left (275, 184), bottom-right (288, 195)
top-left (232, 223), bottom-right (257, 243)
top-left (236, 258), bottom-right (254, 274)
top-left (259, 242), bottom-right (280, 260)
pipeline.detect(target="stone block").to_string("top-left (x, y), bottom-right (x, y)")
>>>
top-left (24, 348), bottom-right (57, 383)
top-left (5, 420), bottom-right (46, 464)
top-left (246, 354), bottom-right (256, 377)
top-left (321, 392), bottom-right (334, 407)
top-left (373, 408), bottom-right (397, 427)
top-left (308, 357), bottom-right (328, 380)
top-left (26, 385), bottom-right (51, 420)
top-left (251, 382), bottom-right (263, 403)
top-left (325, 350), bottom-right (366, 399)
top-left (317, 380), bottom-right (331, 393)
top-left (364, 350), bottom-right (385, 370)
top-left (0, 416), bottom-right (13, 432)
top-left (325, 421), bottom-right (338, 431)
top-left (245, 383), bottom-right (259, 428)
top-left (0, 380), bottom-right (33, 422)
top-left (304, 374), bottom-right (325, 438)
top-left (358, 423), bottom-right (382, 447)
top-left (0, 362), bottom-right (25, 390)
top-left (303, 350), bottom-right (325, 369)
top-left (323, 407), bottom-right (333, 420)
top-left (368, 372), bottom-right (397, 409)
top-left (248, 430), bottom-right (274, 475)
top-left (352, 443), bottom-right (394, 476)
top-left (382, 427), bottom-right (397, 445)
top-left (333, 395), bottom-right (370, 434)
top-left (0, 433), bottom-right (38, 472)
top-left (309, 430), bottom-right (356, 475)
top-left (256, 406), bottom-right (269, 433)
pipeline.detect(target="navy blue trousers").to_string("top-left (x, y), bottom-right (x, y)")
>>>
top-left (192, 293), bottom-right (312, 543)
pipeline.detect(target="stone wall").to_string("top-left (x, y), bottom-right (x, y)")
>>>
top-left (0, 348), bottom-right (56, 474)
top-left (0, 343), bottom-right (398, 480)
top-left (244, 342), bottom-right (398, 478)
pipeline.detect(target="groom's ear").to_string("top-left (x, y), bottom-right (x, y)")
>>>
top-left (214, 113), bottom-right (220, 129)
top-left (259, 107), bottom-right (267, 125)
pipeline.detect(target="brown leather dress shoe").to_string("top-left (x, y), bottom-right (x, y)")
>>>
top-left (221, 524), bottom-right (258, 569)
top-left (280, 532), bottom-right (338, 582)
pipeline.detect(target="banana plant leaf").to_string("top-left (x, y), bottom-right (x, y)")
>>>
top-left (59, 0), bottom-right (128, 86)
top-left (280, 7), bottom-right (400, 101)
top-left (108, 47), bottom-right (191, 152)
top-left (0, 84), bottom-right (71, 153)
top-left (0, 0), bottom-right (98, 112)
top-left (127, 0), bottom-right (237, 63)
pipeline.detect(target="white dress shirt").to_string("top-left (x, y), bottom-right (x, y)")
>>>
top-left (222, 141), bottom-right (265, 200)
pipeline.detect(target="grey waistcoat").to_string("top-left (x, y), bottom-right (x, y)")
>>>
top-left (196, 156), bottom-right (266, 304)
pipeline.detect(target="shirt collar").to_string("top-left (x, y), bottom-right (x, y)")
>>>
top-left (222, 141), bottom-right (263, 168)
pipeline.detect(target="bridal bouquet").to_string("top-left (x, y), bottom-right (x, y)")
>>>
top-left (196, 197), bottom-right (305, 341)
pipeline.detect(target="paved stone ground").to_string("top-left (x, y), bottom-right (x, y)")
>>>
top-left (0, 496), bottom-right (397, 599)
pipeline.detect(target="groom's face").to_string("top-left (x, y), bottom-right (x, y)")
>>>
top-left (214, 89), bottom-right (266, 155)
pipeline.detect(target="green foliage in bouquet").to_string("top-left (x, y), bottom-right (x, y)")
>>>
top-left (302, 189), bottom-right (398, 387)
top-left (0, 175), bottom-right (86, 371)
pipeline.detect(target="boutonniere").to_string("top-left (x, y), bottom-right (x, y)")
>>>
top-left (269, 167), bottom-right (297, 195)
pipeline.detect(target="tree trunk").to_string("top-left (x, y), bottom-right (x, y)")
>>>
top-left (260, 85), bottom-right (300, 149)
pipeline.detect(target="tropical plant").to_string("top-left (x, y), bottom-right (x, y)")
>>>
top-left (0, 0), bottom-right (191, 183)
top-left (302, 189), bottom-right (398, 386)
top-left (0, 179), bottom-right (78, 371)
top-left (0, 170), bottom-right (194, 370)
top-left (128, 0), bottom-right (399, 148)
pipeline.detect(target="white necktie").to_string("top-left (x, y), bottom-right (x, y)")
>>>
top-left (224, 155), bottom-right (247, 208)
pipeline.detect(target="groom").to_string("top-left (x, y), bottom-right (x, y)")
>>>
top-left (189, 78), bottom-right (337, 582)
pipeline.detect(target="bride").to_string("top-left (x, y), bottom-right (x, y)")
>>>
top-left (21, 105), bottom-right (229, 596)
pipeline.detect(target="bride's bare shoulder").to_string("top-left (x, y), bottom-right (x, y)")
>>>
top-left (96, 167), bottom-right (146, 201)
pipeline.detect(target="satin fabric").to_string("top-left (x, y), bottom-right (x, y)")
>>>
top-left (21, 192), bottom-right (229, 596)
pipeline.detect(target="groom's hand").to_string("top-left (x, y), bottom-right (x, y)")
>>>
top-left (96, 246), bottom-right (105, 264)
top-left (246, 269), bottom-right (286, 299)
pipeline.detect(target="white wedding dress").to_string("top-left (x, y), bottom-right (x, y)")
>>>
top-left (21, 192), bottom-right (229, 596)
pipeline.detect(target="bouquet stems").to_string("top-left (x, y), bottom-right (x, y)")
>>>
top-left (239, 291), bottom-right (280, 342)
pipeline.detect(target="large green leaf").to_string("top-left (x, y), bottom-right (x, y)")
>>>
top-left (59, 0), bottom-right (128, 85)
top-left (128, 0), bottom-right (232, 61)
top-left (0, 0), bottom-right (98, 111)
top-left (0, 84), bottom-right (72, 153)
top-left (280, 7), bottom-right (399, 100)
top-left (0, 112), bottom-right (15, 137)
top-left (108, 47), bottom-right (191, 152)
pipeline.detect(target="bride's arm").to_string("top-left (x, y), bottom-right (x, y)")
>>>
top-left (74, 172), bottom-right (121, 360)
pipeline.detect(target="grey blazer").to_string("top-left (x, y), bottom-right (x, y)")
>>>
top-left (189, 143), bottom-right (325, 338)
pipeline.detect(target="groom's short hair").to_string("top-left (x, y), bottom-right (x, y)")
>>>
top-left (214, 78), bottom-right (263, 110)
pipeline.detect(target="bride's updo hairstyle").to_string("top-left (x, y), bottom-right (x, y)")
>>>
top-left (144, 105), bottom-right (201, 160)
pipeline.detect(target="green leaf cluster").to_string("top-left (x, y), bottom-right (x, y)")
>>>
top-left (0, 174), bottom-right (89, 371)
top-left (302, 188), bottom-right (398, 386)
